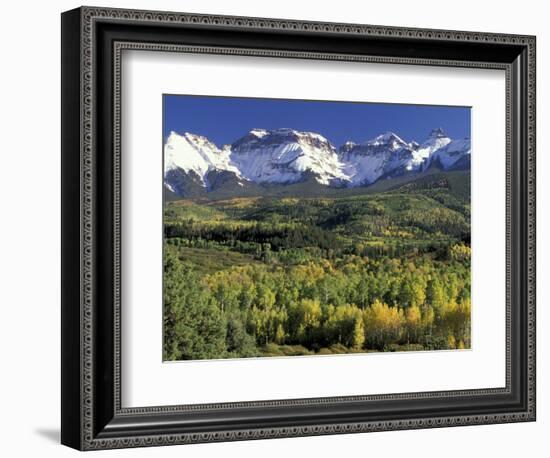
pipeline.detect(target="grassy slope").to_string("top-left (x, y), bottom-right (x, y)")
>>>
top-left (175, 247), bottom-right (262, 275)
top-left (165, 171), bottom-right (471, 273)
top-left (201, 169), bottom-right (470, 200)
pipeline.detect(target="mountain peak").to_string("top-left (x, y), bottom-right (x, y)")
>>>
top-left (369, 131), bottom-right (401, 142)
top-left (249, 128), bottom-right (269, 138)
top-left (365, 131), bottom-right (407, 151)
top-left (183, 131), bottom-right (207, 140)
top-left (271, 127), bottom-right (296, 134)
top-left (229, 128), bottom-right (343, 185)
top-left (429, 128), bottom-right (449, 139)
top-left (164, 128), bottom-right (470, 197)
top-left (164, 130), bottom-right (241, 191)
top-left (234, 128), bottom-right (333, 149)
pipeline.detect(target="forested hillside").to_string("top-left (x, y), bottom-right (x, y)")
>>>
top-left (163, 171), bottom-right (471, 360)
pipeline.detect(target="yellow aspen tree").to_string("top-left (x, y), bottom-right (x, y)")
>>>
top-left (406, 305), bottom-right (422, 343)
top-left (352, 313), bottom-right (365, 349)
top-left (447, 334), bottom-right (457, 349)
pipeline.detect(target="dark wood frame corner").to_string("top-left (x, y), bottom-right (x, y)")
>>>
top-left (61, 6), bottom-right (536, 450)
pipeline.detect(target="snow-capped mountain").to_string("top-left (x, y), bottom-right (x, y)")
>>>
top-left (230, 128), bottom-right (348, 186)
top-left (164, 131), bottom-right (244, 195)
top-left (431, 137), bottom-right (471, 171)
top-left (164, 127), bottom-right (470, 197)
top-left (414, 128), bottom-right (453, 169)
top-left (340, 131), bottom-right (419, 185)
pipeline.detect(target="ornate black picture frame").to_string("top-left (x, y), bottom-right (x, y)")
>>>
top-left (61, 6), bottom-right (536, 450)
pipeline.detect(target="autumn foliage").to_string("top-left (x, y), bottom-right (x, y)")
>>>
top-left (163, 177), bottom-right (471, 360)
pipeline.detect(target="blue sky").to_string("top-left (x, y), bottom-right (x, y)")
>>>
top-left (163, 94), bottom-right (470, 147)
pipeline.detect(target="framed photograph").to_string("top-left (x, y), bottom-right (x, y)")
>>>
top-left (61, 6), bottom-right (536, 450)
